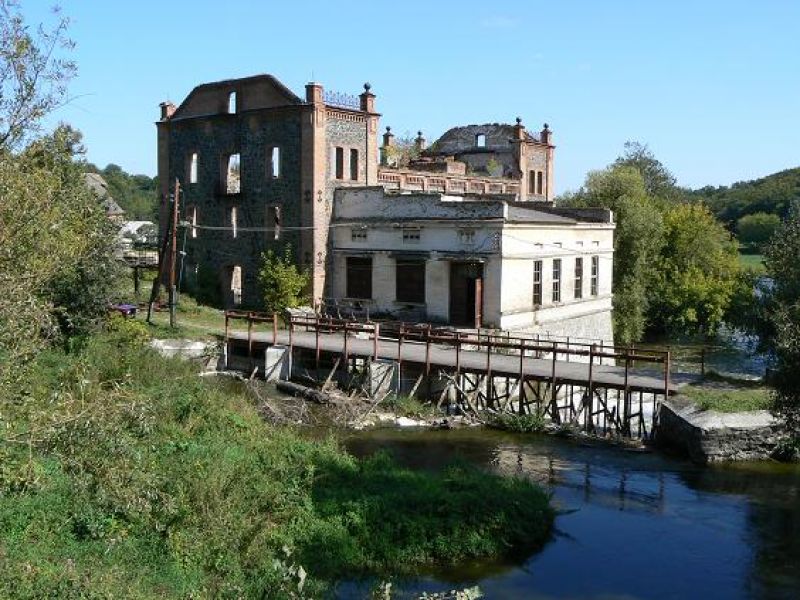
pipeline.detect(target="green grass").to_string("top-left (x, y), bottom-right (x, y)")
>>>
top-left (0, 323), bottom-right (553, 597)
top-left (487, 412), bottom-right (547, 433)
top-left (738, 252), bottom-right (766, 273)
top-left (682, 385), bottom-right (772, 413)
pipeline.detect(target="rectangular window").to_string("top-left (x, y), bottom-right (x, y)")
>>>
top-left (350, 149), bottom-right (359, 181)
top-left (574, 257), bottom-right (583, 300)
top-left (188, 152), bottom-right (198, 184)
top-left (402, 227), bottom-right (421, 243)
top-left (458, 229), bottom-right (475, 245)
top-left (190, 205), bottom-right (197, 238)
top-left (476, 133), bottom-right (486, 147)
top-left (228, 91), bottom-right (237, 114)
top-left (231, 265), bottom-right (242, 305)
top-left (529, 170), bottom-right (536, 194)
top-left (346, 256), bottom-right (372, 299)
top-left (591, 256), bottom-right (599, 296)
top-left (266, 206), bottom-right (281, 241)
top-left (335, 147), bottom-right (344, 179)
top-left (536, 171), bottom-right (544, 195)
top-left (222, 153), bottom-right (240, 194)
top-left (351, 227), bottom-right (367, 242)
top-left (396, 260), bottom-right (425, 304)
top-left (533, 260), bottom-right (542, 306)
top-left (552, 258), bottom-right (561, 303)
top-left (230, 206), bottom-right (238, 238)
top-left (268, 147), bottom-right (281, 178)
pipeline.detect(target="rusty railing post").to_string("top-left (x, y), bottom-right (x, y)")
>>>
top-left (373, 322), bottom-right (380, 361)
top-left (315, 315), bottom-right (321, 372)
top-left (587, 344), bottom-right (595, 431)
top-left (550, 341), bottom-right (559, 423)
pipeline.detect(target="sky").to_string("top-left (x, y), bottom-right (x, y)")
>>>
top-left (27, 0), bottom-right (800, 194)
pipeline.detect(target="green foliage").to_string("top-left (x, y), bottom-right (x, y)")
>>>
top-left (0, 331), bottom-right (553, 596)
top-left (0, 0), bottom-right (76, 151)
top-left (613, 141), bottom-right (681, 202)
top-left (688, 167), bottom-right (800, 227)
top-left (762, 204), bottom-right (800, 428)
top-left (259, 245), bottom-right (310, 314)
top-left (560, 165), bottom-right (664, 343)
top-left (649, 203), bottom-right (742, 335)
top-left (86, 163), bottom-right (158, 221)
top-left (487, 412), bottom-right (546, 433)
top-left (682, 384), bottom-right (771, 413)
top-left (736, 212), bottom-right (780, 249)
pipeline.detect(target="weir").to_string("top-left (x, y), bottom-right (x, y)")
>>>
top-left (223, 311), bottom-right (695, 439)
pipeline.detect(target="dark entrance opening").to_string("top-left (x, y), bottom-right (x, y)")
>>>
top-left (449, 262), bottom-right (484, 328)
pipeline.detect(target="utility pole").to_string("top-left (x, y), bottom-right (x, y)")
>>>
top-left (168, 178), bottom-right (181, 328)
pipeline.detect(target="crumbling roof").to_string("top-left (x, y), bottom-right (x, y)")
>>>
top-left (85, 172), bottom-right (125, 217)
top-left (428, 123), bottom-right (541, 156)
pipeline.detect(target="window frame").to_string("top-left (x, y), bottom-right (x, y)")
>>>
top-left (349, 148), bottom-right (359, 181)
top-left (334, 146), bottom-right (344, 180)
top-left (346, 256), bottom-right (372, 299)
top-left (574, 257), bottom-right (583, 300)
top-left (533, 260), bottom-right (542, 307)
top-left (395, 259), bottom-right (426, 304)
top-left (591, 255), bottom-right (599, 296)
top-left (267, 146), bottom-right (281, 178)
top-left (552, 258), bottom-right (561, 303)
top-left (402, 227), bottom-right (421, 244)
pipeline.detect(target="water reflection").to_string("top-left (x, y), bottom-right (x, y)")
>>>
top-left (338, 429), bottom-right (800, 599)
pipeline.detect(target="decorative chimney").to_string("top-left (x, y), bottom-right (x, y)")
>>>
top-left (415, 130), bottom-right (426, 152)
top-left (305, 82), bottom-right (324, 104)
top-left (540, 123), bottom-right (552, 145)
top-left (380, 126), bottom-right (395, 166)
top-left (159, 101), bottom-right (176, 120)
top-left (359, 82), bottom-right (375, 112)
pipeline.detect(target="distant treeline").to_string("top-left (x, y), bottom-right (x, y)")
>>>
top-left (687, 167), bottom-right (800, 227)
top-left (86, 163), bottom-right (159, 221)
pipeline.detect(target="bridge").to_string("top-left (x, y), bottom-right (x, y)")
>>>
top-left (223, 311), bottom-right (699, 439)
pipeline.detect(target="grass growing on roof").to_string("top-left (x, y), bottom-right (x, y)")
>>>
top-left (0, 318), bottom-right (553, 597)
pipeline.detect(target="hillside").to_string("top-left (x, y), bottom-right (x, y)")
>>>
top-left (86, 163), bottom-right (158, 221)
top-left (688, 166), bottom-right (800, 226)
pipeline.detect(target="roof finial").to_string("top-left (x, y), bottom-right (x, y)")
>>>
top-left (386, 126), bottom-right (391, 133)
top-left (516, 116), bottom-right (522, 125)
top-left (364, 82), bottom-right (371, 92)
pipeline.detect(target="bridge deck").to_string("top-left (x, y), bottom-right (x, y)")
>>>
top-left (229, 330), bottom-right (697, 394)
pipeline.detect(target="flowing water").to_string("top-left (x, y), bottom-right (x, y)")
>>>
top-left (333, 428), bottom-right (800, 599)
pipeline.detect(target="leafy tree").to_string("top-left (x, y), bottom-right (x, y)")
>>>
top-left (736, 212), bottom-right (780, 249)
top-left (560, 165), bottom-right (664, 343)
top-left (613, 141), bottom-right (682, 202)
top-left (0, 0), bottom-right (75, 151)
top-left (762, 204), bottom-right (800, 428)
top-left (649, 203), bottom-right (741, 335)
top-left (259, 246), bottom-right (310, 315)
top-left (86, 163), bottom-right (159, 221)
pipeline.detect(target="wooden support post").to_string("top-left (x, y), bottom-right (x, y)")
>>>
top-left (373, 322), bottom-right (380, 361)
top-left (397, 325), bottom-right (403, 396)
top-left (315, 316), bottom-right (321, 372)
top-left (247, 312), bottom-right (253, 370)
top-left (623, 354), bottom-right (630, 436)
top-left (586, 344), bottom-right (595, 430)
top-left (272, 313), bottom-right (278, 345)
top-left (518, 339), bottom-right (525, 413)
top-left (486, 334), bottom-right (492, 407)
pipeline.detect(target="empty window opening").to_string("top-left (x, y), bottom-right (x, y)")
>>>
top-left (231, 266), bottom-right (242, 305)
top-left (528, 170), bottom-right (535, 194)
top-left (351, 227), bottom-right (367, 242)
top-left (402, 227), bottom-right (421, 243)
top-left (334, 147), bottom-right (344, 179)
top-left (346, 256), bottom-right (372, 299)
top-left (230, 206), bottom-right (238, 238)
top-left (227, 91), bottom-right (237, 114)
top-left (533, 260), bottom-right (542, 307)
top-left (266, 206), bottom-right (281, 241)
top-left (536, 171), bottom-right (544, 195)
top-left (189, 152), bottom-right (198, 184)
top-left (574, 257), bottom-right (583, 300)
top-left (552, 258), bottom-right (561, 303)
top-left (591, 256), bottom-right (599, 296)
top-left (222, 153), bottom-right (241, 194)
top-left (396, 260), bottom-right (426, 304)
top-left (268, 147), bottom-right (281, 178)
top-left (189, 205), bottom-right (197, 238)
top-left (476, 133), bottom-right (486, 147)
top-left (350, 148), bottom-right (359, 181)
top-left (458, 229), bottom-right (475, 245)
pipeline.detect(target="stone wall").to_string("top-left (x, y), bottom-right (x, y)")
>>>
top-left (656, 397), bottom-right (785, 463)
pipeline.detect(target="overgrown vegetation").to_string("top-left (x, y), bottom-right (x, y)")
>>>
top-left (86, 162), bottom-right (158, 221)
top-left (682, 384), bottom-right (771, 413)
top-left (487, 412), bottom-right (547, 433)
top-left (0, 326), bottom-right (554, 596)
top-left (259, 245), bottom-right (311, 314)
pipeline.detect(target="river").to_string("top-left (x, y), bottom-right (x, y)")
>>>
top-left (333, 428), bottom-right (800, 599)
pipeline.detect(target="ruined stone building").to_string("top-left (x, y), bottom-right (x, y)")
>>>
top-left (157, 74), bottom-right (613, 338)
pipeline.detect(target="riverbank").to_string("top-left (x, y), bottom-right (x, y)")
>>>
top-left (0, 321), bottom-right (554, 598)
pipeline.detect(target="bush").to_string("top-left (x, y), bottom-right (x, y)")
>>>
top-left (488, 412), bottom-right (546, 433)
top-left (259, 246), bottom-right (310, 314)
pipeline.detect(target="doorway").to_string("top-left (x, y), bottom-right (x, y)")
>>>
top-left (449, 262), bottom-right (484, 328)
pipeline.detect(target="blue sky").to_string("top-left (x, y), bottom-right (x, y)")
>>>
top-left (30, 0), bottom-right (800, 193)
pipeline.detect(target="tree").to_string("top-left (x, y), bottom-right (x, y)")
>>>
top-left (762, 204), bottom-right (800, 429)
top-left (258, 246), bottom-right (310, 315)
top-left (559, 165), bottom-right (664, 343)
top-left (649, 203), bottom-right (742, 336)
top-left (736, 212), bottom-right (780, 249)
top-left (613, 141), bottom-right (681, 202)
top-left (0, 0), bottom-right (76, 151)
